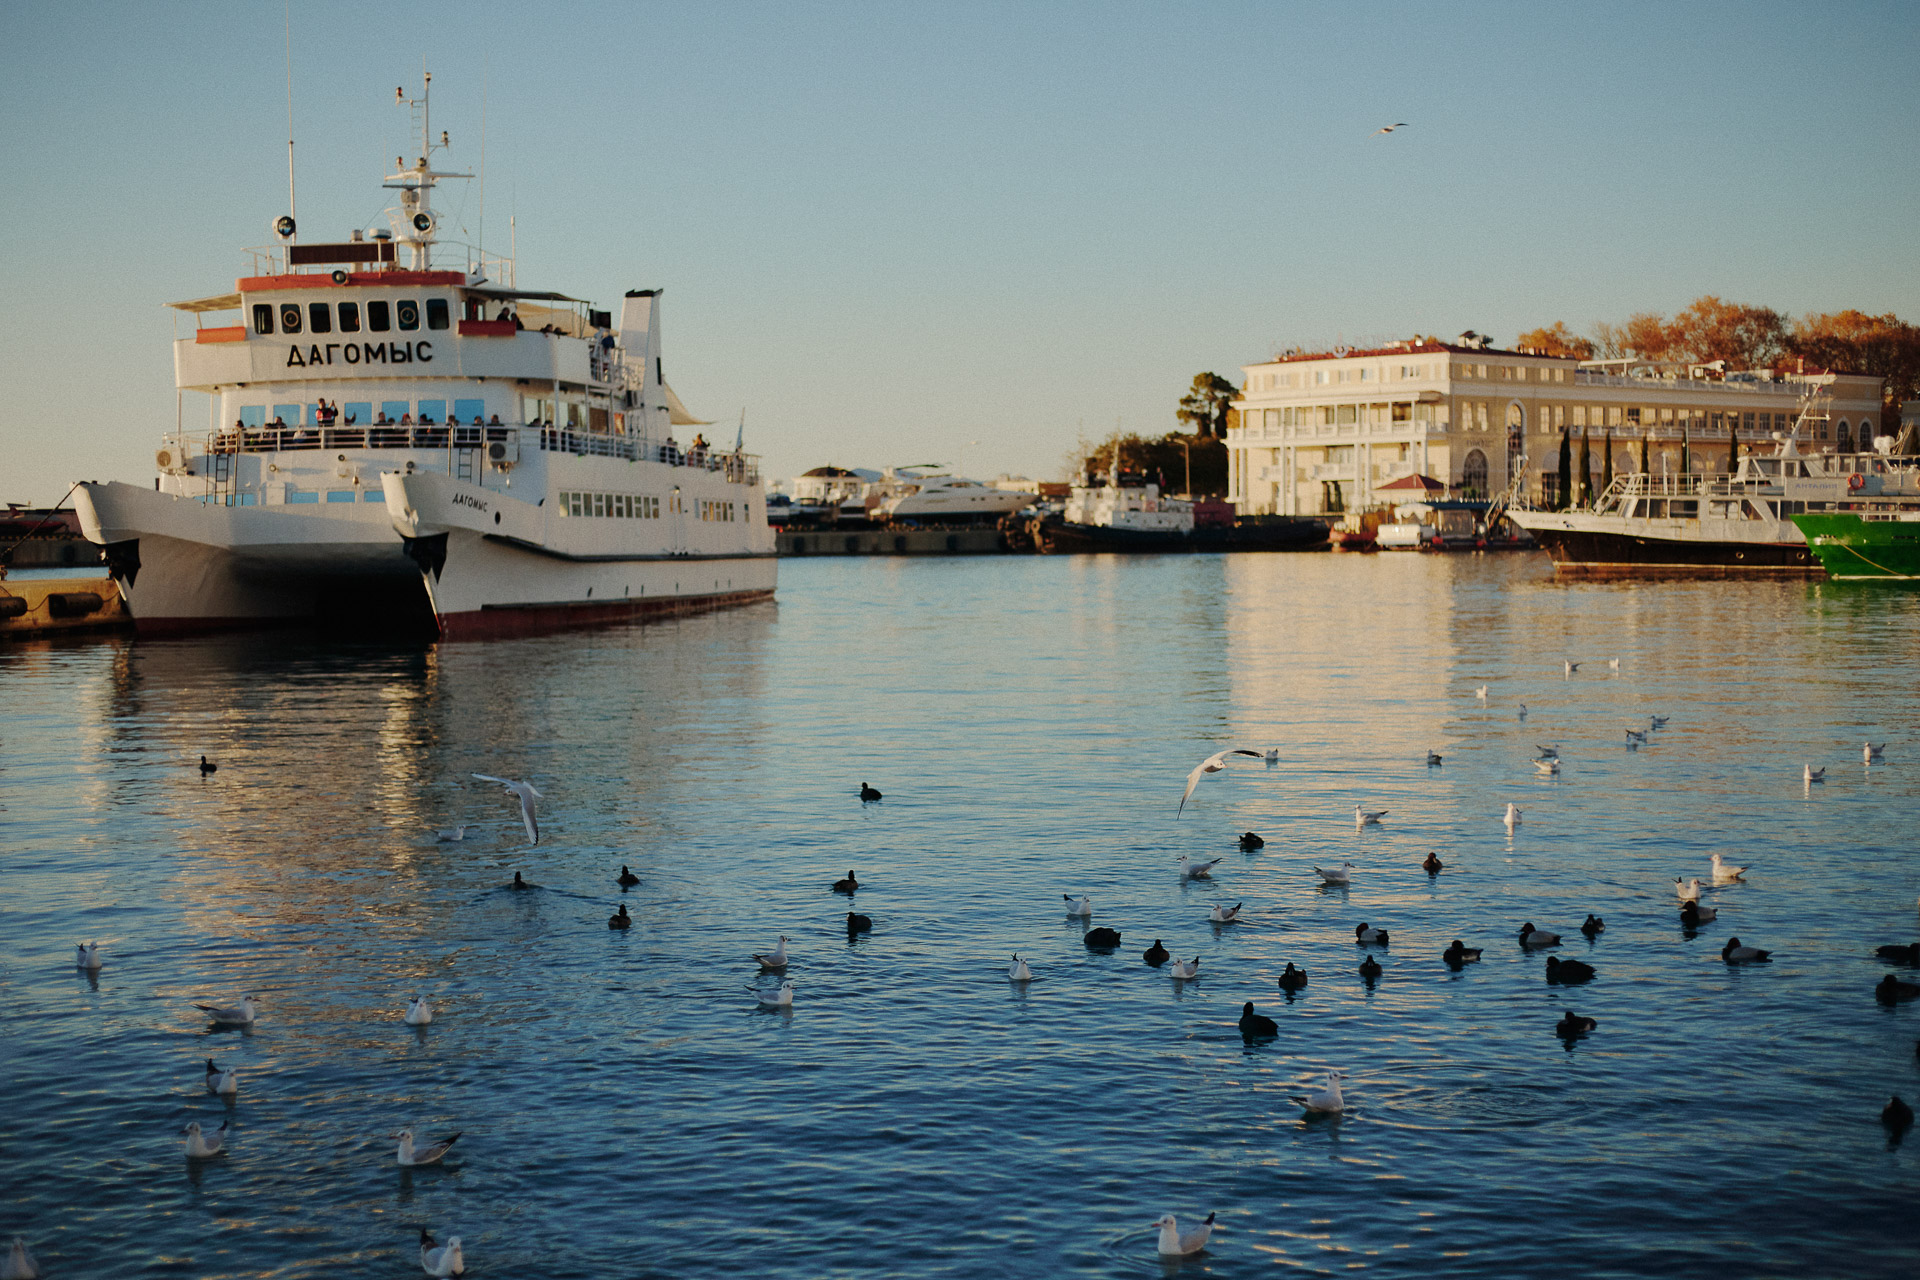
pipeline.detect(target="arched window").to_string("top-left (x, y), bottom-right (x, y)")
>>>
top-left (1461, 448), bottom-right (1489, 497)
top-left (1836, 420), bottom-right (1852, 452)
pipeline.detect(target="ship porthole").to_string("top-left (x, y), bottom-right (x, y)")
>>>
top-left (494, 511), bottom-right (501, 525)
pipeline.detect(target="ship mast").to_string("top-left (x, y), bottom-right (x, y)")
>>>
top-left (386, 71), bottom-right (469, 271)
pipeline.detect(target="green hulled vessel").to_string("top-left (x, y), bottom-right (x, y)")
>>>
top-left (1792, 510), bottom-right (1920, 580)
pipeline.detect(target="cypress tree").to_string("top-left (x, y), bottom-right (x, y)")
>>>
top-left (1727, 419), bottom-right (1740, 474)
top-left (1556, 429), bottom-right (1573, 510)
top-left (1577, 427), bottom-right (1593, 507)
top-left (1602, 428), bottom-right (1615, 493)
top-left (1639, 433), bottom-right (1650, 475)
top-left (1680, 424), bottom-right (1690, 477)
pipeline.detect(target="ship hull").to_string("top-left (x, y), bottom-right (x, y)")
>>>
top-left (1032, 517), bottom-right (1329, 555)
top-left (1791, 513), bottom-right (1920, 580)
top-left (1510, 510), bottom-right (1820, 577)
top-left (74, 481), bottom-right (433, 635)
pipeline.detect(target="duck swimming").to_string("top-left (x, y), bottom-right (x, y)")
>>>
top-left (617, 865), bottom-right (640, 887)
top-left (1143, 939), bottom-right (1169, 966)
top-left (1084, 927), bottom-right (1121, 950)
top-left (1680, 900), bottom-right (1717, 926)
top-left (1721, 936), bottom-right (1771, 964)
top-left (1580, 914), bottom-right (1605, 939)
top-left (608, 904), bottom-right (631, 930)
top-left (1422, 851), bottom-right (1444, 873)
top-left (1355, 923), bottom-right (1389, 945)
top-left (1885, 1096), bottom-right (1915, 1131)
top-left (511, 871), bottom-right (533, 890)
top-left (1556, 1011), bottom-right (1598, 1036)
top-left (833, 870), bottom-right (859, 894)
top-left (1277, 963), bottom-right (1309, 991)
top-left (859, 782), bottom-right (882, 802)
top-left (1239, 832), bottom-right (1265, 850)
top-left (846, 912), bottom-right (872, 933)
top-left (1358, 955), bottom-right (1382, 979)
top-left (1874, 943), bottom-right (1920, 966)
top-left (1239, 1002), bottom-right (1278, 1038)
top-left (1876, 974), bottom-right (1920, 1003)
top-left (1546, 955), bottom-right (1595, 984)
top-left (1443, 940), bottom-right (1482, 968)
top-left (1518, 923), bottom-right (1561, 948)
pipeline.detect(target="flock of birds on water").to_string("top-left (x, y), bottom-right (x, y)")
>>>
top-left (14, 669), bottom-right (1919, 1276)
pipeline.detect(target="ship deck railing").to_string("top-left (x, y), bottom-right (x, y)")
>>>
top-left (195, 424), bottom-right (760, 485)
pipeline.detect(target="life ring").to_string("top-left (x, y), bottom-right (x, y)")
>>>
top-left (1847, 473), bottom-right (1866, 491)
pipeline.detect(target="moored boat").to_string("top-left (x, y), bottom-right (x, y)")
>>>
top-left (1791, 462), bottom-right (1920, 580)
top-left (75, 75), bottom-right (773, 637)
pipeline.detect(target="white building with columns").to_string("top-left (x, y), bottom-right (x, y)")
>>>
top-left (1227, 338), bottom-right (1884, 515)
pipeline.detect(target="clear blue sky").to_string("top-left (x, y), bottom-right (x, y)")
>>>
top-left (3, 0), bottom-right (1915, 505)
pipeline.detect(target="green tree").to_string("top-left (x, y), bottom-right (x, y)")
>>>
top-left (1639, 434), bottom-right (1650, 475)
top-left (1556, 430), bottom-right (1573, 510)
top-left (1177, 373), bottom-right (1238, 440)
top-left (1079, 429), bottom-right (1228, 496)
top-left (1602, 428), bottom-right (1614, 493)
top-left (1577, 428), bottom-right (1593, 507)
top-left (1727, 421), bottom-right (1740, 474)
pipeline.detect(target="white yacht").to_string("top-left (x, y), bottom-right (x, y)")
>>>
top-left (871, 471), bottom-right (1036, 523)
top-left (74, 76), bottom-right (773, 637)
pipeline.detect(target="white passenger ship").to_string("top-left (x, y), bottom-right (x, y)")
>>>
top-left (75, 77), bottom-right (774, 638)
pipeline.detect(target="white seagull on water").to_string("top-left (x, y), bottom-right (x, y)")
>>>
top-left (1475, 685), bottom-right (1488, 699)
top-left (1062, 895), bottom-right (1093, 917)
top-left (1803, 764), bottom-right (1824, 784)
top-left (75, 941), bottom-right (102, 971)
top-left (1008, 955), bottom-right (1032, 982)
top-left (419, 1228), bottom-right (465, 1277)
top-left (1503, 803), bottom-right (1522, 829)
top-left (1710, 853), bottom-right (1751, 883)
top-left (1675, 877), bottom-right (1705, 902)
top-left (1534, 758), bottom-right (1560, 775)
top-left (1354, 805), bottom-right (1386, 828)
top-left (1865, 741), bottom-right (1887, 762)
top-left (1168, 956), bottom-right (1201, 980)
top-left (194, 996), bottom-right (258, 1026)
top-left (1209, 902), bottom-right (1242, 924)
top-left (752, 936), bottom-right (790, 971)
top-left (1178, 749), bottom-right (1264, 816)
top-left (204, 1059), bottom-right (238, 1097)
top-left (4, 1238), bottom-right (38, 1280)
top-left (1290, 1071), bottom-right (1347, 1113)
top-left (1154, 1212), bottom-right (1216, 1257)
top-left (1313, 862), bottom-right (1354, 885)
top-left (1565, 661), bottom-right (1580, 676)
top-left (404, 996), bottom-right (434, 1026)
top-left (395, 1128), bottom-right (461, 1167)
top-left (183, 1120), bottom-right (226, 1158)
top-left (1178, 855), bottom-right (1222, 880)
top-left (472, 773), bottom-right (541, 844)
top-left (749, 981), bottom-right (794, 1009)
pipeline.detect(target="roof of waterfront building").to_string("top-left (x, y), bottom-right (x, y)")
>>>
top-left (1255, 338), bottom-right (1563, 365)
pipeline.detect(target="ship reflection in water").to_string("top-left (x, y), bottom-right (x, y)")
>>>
top-left (3, 557), bottom-right (1918, 1278)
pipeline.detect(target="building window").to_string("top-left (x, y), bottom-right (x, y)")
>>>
top-left (1476, 403), bottom-right (1488, 431)
top-left (1742, 411), bottom-right (1755, 436)
top-left (1321, 406), bottom-right (1335, 426)
top-left (1461, 448), bottom-right (1489, 496)
top-left (1358, 367), bottom-right (1373, 382)
top-left (1314, 370), bottom-right (1328, 385)
top-left (1336, 404), bottom-right (1357, 425)
top-left (1836, 420), bottom-right (1852, 450)
top-left (252, 304), bottom-right (274, 335)
top-left (1573, 405), bottom-right (1586, 427)
top-left (1625, 407), bottom-right (1640, 425)
top-left (1391, 402), bottom-right (1410, 422)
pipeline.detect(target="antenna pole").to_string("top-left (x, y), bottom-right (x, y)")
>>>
top-left (283, 0), bottom-right (296, 231)
top-left (479, 62), bottom-right (487, 265)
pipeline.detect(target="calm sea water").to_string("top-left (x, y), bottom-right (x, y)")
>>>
top-left (4, 553), bottom-right (1918, 1278)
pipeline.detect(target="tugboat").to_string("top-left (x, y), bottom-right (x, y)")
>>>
top-left (1030, 464), bottom-right (1326, 554)
top-left (74, 74), bottom-right (773, 637)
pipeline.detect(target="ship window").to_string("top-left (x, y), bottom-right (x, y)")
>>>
top-left (238, 406), bottom-right (265, 427)
top-left (279, 302), bottom-right (302, 334)
top-left (380, 401), bottom-right (408, 424)
top-left (327, 490), bottom-right (356, 503)
top-left (453, 398), bottom-right (484, 424)
top-left (397, 299), bottom-right (421, 331)
top-left (364, 490), bottom-right (383, 502)
top-left (425, 298), bottom-right (450, 330)
top-left (417, 400), bottom-right (445, 425)
top-left (343, 401), bottom-right (371, 425)
top-left (252, 304), bottom-right (274, 335)
top-left (287, 490), bottom-right (318, 504)
top-left (308, 302), bottom-right (332, 334)
top-left (338, 302), bottom-right (361, 333)
top-left (367, 300), bottom-right (391, 332)
top-left (273, 403), bottom-right (303, 425)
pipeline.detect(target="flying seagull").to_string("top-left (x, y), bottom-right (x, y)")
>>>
top-left (472, 774), bottom-right (541, 844)
top-left (1370, 123), bottom-right (1409, 136)
top-left (1178, 749), bottom-right (1263, 816)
